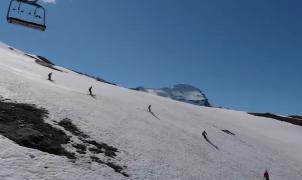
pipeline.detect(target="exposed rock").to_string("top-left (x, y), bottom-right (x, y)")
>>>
top-left (58, 118), bottom-right (89, 138)
top-left (24, 54), bottom-right (63, 72)
top-left (249, 113), bottom-right (302, 126)
top-left (0, 101), bottom-right (75, 159)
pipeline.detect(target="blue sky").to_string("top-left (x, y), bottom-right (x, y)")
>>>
top-left (0, 0), bottom-right (301, 115)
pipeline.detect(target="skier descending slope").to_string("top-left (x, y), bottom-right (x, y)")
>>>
top-left (148, 104), bottom-right (152, 113)
top-left (48, 72), bottom-right (53, 81)
top-left (202, 130), bottom-right (207, 139)
top-left (264, 170), bottom-right (269, 180)
top-left (89, 86), bottom-right (93, 96)
top-left (147, 104), bottom-right (160, 120)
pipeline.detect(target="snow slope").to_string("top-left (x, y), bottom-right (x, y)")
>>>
top-left (0, 42), bottom-right (301, 180)
top-left (133, 84), bottom-right (211, 107)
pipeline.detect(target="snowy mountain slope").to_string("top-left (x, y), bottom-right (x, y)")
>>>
top-left (0, 42), bottom-right (301, 180)
top-left (133, 84), bottom-right (211, 107)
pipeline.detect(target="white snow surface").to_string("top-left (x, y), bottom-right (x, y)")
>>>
top-left (0, 42), bottom-right (301, 180)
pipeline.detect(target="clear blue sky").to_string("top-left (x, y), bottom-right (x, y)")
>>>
top-left (0, 0), bottom-right (301, 115)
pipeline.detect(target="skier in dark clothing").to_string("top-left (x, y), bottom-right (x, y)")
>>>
top-left (264, 170), bottom-right (269, 180)
top-left (147, 104), bottom-right (160, 119)
top-left (89, 86), bottom-right (93, 96)
top-left (48, 72), bottom-right (52, 81)
top-left (202, 130), bottom-right (207, 139)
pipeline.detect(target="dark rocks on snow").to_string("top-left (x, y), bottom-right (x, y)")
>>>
top-left (36, 55), bottom-right (55, 65)
top-left (0, 96), bottom-right (11, 102)
top-left (81, 139), bottom-right (118, 158)
top-left (24, 54), bottom-right (63, 72)
top-left (57, 118), bottom-right (129, 176)
top-left (72, 143), bottom-right (87, 154)
top-left (0, 101), bottom-right (75, 159)
top-left (57, 119), bottom-right (118, 158)
top-left (288, 115), bottom-right (302, 120)
top-left (0, 100), bottom-right (129, 176)
top-left (249, 112), bottom-right (302, 126)
top-left (58, 118), bottom-right (89, 138)
top-left (90, 156), bottom-right (129, 177)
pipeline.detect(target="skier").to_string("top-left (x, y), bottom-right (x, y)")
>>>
top-left (264, 170), bottom-right (269, 180)
top-left (48, 72), bottom-right (52, 81)
top-left (148, 104), bottom-right (152, 112)
top-left (89, 86), bottom-right (93, 96)
top-left (202, 130), bottom-right (207, 139)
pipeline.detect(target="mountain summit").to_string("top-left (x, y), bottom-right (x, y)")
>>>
top-left (133, 84), bottom-right (211, 107)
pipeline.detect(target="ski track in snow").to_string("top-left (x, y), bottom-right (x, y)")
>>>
top-left (0, 42), bottom-right (301, 179)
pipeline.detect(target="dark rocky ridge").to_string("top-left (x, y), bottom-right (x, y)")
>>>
top-left (71, 70), bottom-right (117, 86)
top-left (24, 54), bottom-right (63, 72)
top-left (24, 52), bottom-right (116, 86)
top-left (249, 113), bottom-right (302, 126)
top-left (288, 115), bottom-right (302, 120)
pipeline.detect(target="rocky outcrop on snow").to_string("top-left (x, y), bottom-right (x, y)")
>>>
top-left (25, 54), bottom-right (63, 72)
top-left (289, 115), bottom-right (302, 120)
top-left (0, 100), bottom-right (74, 159)
top-left (0, 98), bottom-right (129, 177)
top-left (71, 70), bottom-right (117, 86)
top-left (249, 113), bottom-right (302, 126)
